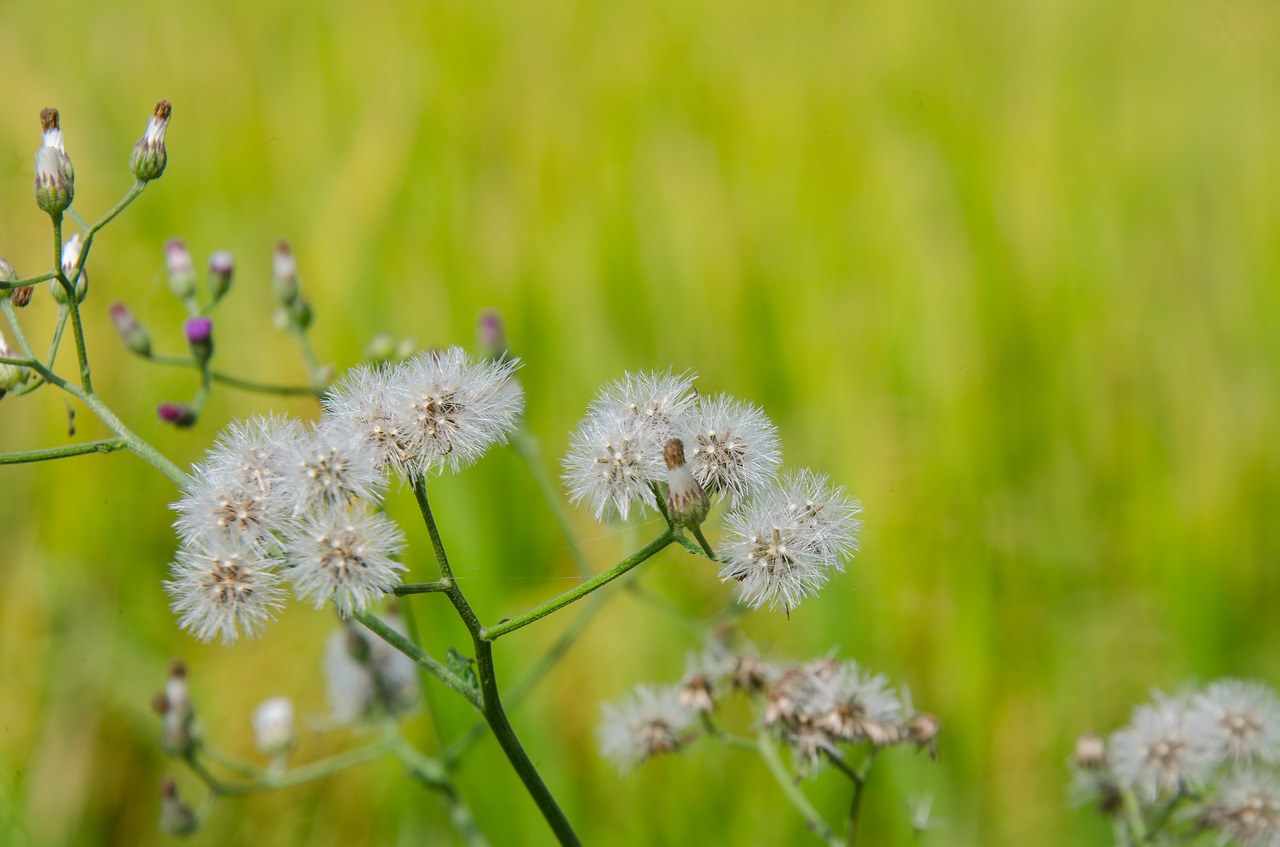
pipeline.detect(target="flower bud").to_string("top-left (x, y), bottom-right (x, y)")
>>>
top-left (158, 402), bottom-right (198, 428)
top-left (184, 317), bottom-right (213, 365)
top-left (11, 285), bottom-right (34, 308)
top-left (129, 100), bottom-right (171, 183)
top-left (158, 779), bottom-right (198, 837)
top-left (907, 712), bottom-right (942, 759)
top-left (478, 309), bottom-right (509, 360)
top-left (165, 238), bottom-right (196, 300)
top-left (206, 250), bottom-right (233, 302)
top-left (272, 240), bottom-right (298, 305)
top-left (51, 234), bottom-right (88, 305)
top-left (0, 331), bottom-right (32, 398)
top-left (251, 697), bottom-right (296, 758)
top-left (1073, 733), bottom-right (1106, 769)
top-left (109, 302), bottom-right (152, 356)
top-left (289, 296), bottom-right (312, 330)
top-left (664, 438), bottom-right (710, 529)
top-left (153, 661), bottom-right (195, 756)
top-left (4, 261), bottom-right (32, 308)
top-left (33, 108), bottom-right (74, 217)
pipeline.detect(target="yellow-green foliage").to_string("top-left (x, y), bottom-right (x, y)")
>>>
top-left (2, 0), bottom-right (1278, 844)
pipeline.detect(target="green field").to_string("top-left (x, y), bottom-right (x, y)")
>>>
top-left (3, 0), bottom-right (1278, 844)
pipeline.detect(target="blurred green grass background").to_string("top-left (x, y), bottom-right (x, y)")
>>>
top-left (3, 0), bottom-right (1279, 844)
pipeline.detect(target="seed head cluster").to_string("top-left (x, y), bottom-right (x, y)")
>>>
top-left (165, 348), bottom-right (523, 643)
top-left (563, 369), bottom-right (860, 612)
top-left (1073, 679), bottom-right (1280, 845)
top-left (599, 637), bottom-right (939, 778)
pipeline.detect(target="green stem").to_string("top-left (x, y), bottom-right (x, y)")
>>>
top-left (144, 354), bottom-right (322, 396)
top-left (844, 750), bottom-right (875, 847)
top-left (0, 438), bottom-right (126, 464)
top-left (352, 610), bottom-right (480, 709)
top-left (294, 327), bottom-right (324, 389)
top-left (394, 581), bottom-right (452, 596)
top-left (481, 529), bottom-right (677, 641)
top-left (410, 478), bottom-right (582, 847)
top-left (185, 739), bottom-right (394, 796)
top-left (755, 730), bottom-right (842, 847)
top-left (691, 525), bottom-right (718, 560)
top-left (1, 271), bottom-right (55, 290)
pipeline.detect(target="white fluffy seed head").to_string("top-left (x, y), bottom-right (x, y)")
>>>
top-left (164, 540), bottom-right (286, 644)
top-left (719, 469), bottom-right (862, 612)
top-left (682, 394), bottom-right (781, 503)
top-left (598, 685), bottom-right (697, 774)
top-left (563, 411), bottom-right (665, 521)
top-left (388, 347), bottom-right (524, 477)
top-left (283, 504), bottom-right (407, 616)
top-left (1109, 692), bottom-right (1219, 803)
top-left (280, 422), bottom-right (387, 513)
top-left (321, 362), bottom-right (417, 473)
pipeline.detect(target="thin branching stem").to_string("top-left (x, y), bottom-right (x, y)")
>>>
top-left (755, 730), bottom-right (843, 847)
top-left (0, 438), bottom-right (126, 464)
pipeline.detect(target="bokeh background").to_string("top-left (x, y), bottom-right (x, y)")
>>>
top-left (2, 0), bottom-right (1278, 844)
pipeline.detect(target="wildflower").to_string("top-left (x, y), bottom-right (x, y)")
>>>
top-left (1072, 733), bottom-right (1107, 769)
top-left (207, 250), bottom-right (233, 301)
top-left (321, 363), bottom-right (414, 472)
top-left (563, 410), bottom-right (664, 520)
top-left (283, 504), bottom-right (406, 616)
top-left (664, 438), bottom-right (709, 529)
top-left (129, 99), bottom-right (171, 182)
top-left (1202, 770), bottom-right (1280, 847)
top-left (324, 614), bottom-right (418, 722)
top-left (171, 417), bottom-right (300, 550)
top-left (1109, 692), bottom-right (1217, 803)
top-left (1192, 679), bottom-right (1280, 765)
top-left (279, 424), bottom-right (387, 513)
top-left (272, 240), bottom-right (299, 306)
top-left (683, 394), bottom-right (781, 502)
top-left (185, 317), bottom-right (213, 365)
top-left (251, 697), bottom-right (296, 758)
top-left (164, 540), bottom-right (286, 644)
top-left (389, 347), bottom-right (524, 476)
top-left (153, 661), bottom-right (195, 756)
top-left (165, 238), bottom-right (196, 299)
top-left (719, 470), bottom-right (862, 612)
top-left (157, 402), bottom-right (198, 428)
top-left (0, 331), bottom-right (32, 397)
top-left (907, 712), bottom-right (943, 759)
top-left (598, 685), bottom-right (698, 774)
top-left (33, 108), bottom-right (74, 217)
top-left (51, 234), bottom-right (88, 305)
top-left (109, 302), bottom-right (152, 356)
top-left (158, 778), bottom-right (198, 837)
top-left (595, 369), bottom-right (698, 437)
top-left (812, 662), bottom-right (904, 746)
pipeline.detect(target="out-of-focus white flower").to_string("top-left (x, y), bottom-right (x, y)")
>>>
top-left (1202, 769), bottom-right (1280, 847)
top-left (598, 685), bottom-right (697, 774)
top-left (1110, 692), bottom-right (1217, 803)
top-left (323, 615), bottom-right (418, 723)
top-left (811, 661), bottom-right (905, 746)
top-left (251, 696), bottom-right (296, 757)
top-left (1191, 679), bottom-right (1280, 765)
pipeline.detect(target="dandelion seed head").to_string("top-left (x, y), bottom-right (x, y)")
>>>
top-left (322, 363), bottom-right (416, 472)
top-left (1203, 770), bottom-right (1280, 847)
top-left (284, 504), bottom-right (407, 616)
top-left (390, 348), bottom-right (524, 476)
top-left (282, 423), bottom-right (387, 511)
top-left (1110, 692), bottom-right (1217, 803)
top-left (598, 685), bottom-right (697, 774)
top-left (563, 412), bottom-right (663, 521)
top-left (683, 394), bottom-right (781, 503)
top-left (164, 541), bottom-right (285, 644)
top-left (1192, 679), bottom-right (1280, 765)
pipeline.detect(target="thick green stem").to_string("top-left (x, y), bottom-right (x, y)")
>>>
top-left (394, 581), bottom-right (452, 596)
top-left (0, 438), bottom-right (126, 464)
top-left (481, 529), bottom-right (677, 641)
top-left (755, 730), bottom-right (842, 847)
top-left (410, 478), bottom-right (581, 847)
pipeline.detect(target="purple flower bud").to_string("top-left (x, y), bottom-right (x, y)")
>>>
top-left (207, 250), bottom-right (233, 302)
top-left (478, 309), bottom-right (509, 360)
top-left (158, 402), bottom-right (197, 428)
top-left (184, 316), bottom-right (213, 365)
top-left (165, 238), bottom-right (196, 299)
top-left (109, 301), bottom-right (152, 356)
